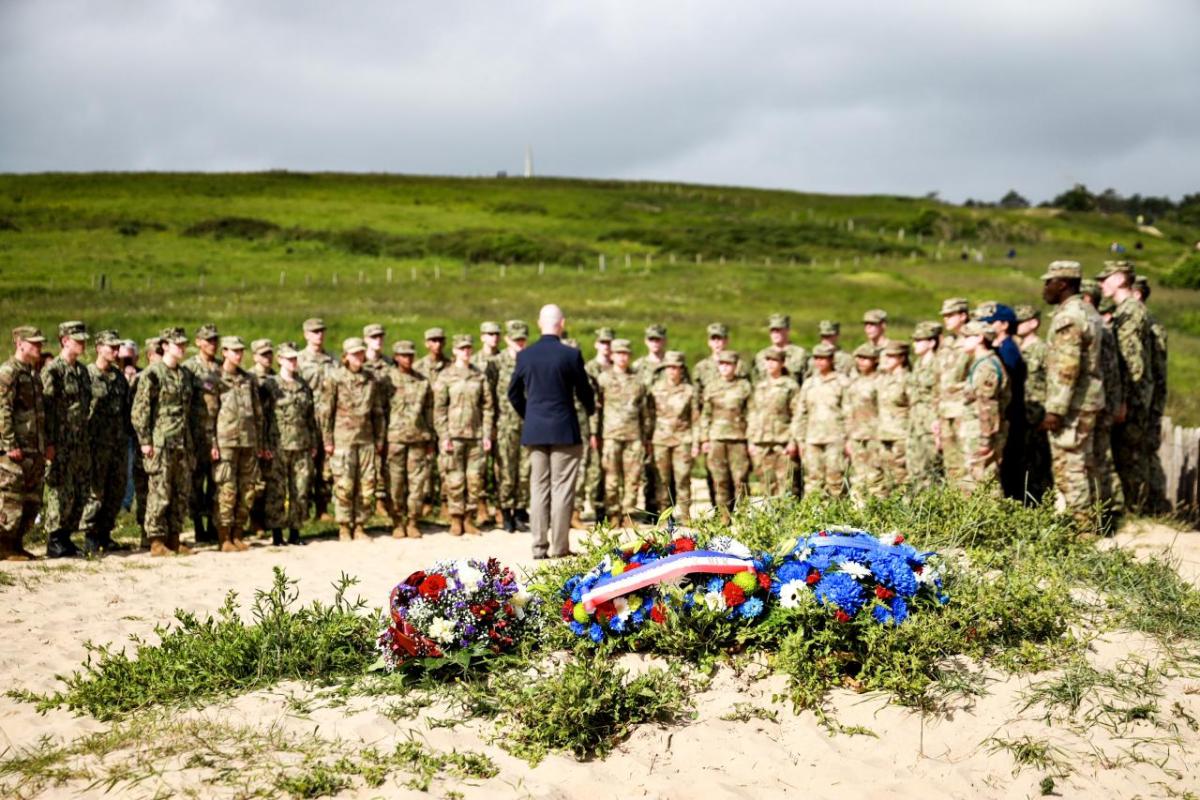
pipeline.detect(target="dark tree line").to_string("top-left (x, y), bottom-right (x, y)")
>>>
top-left (963, 184), bottom-right (1200, 226)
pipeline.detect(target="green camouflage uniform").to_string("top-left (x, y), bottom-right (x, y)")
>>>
top-left (363, 353), bottom-right (392, 504)
top-left (297, 346), bottom-right (337, 514)
top-left (493, 348), bottom-right (530, 511)
top-left (325, 363), bottom-right (385, 527)
top-left (416, 351), bottom-right (451, 509)
top-left (472, 344), bottom-right (503, 512)
top-left (804, 348), bottom-right (854, 378)
top-left (41, 355), bottom-right (93, 543)
top-left (845, 371), bottom-right (882, 500)
top-left (249, 362), bottom-right (277, 530)
top-left (876, 366), bottom-right (910, 495)
top-left (907, 352), bottom-right (941, 491)
top-left (581, 355), bottom-right (612, 513)
top-left (960, 351), bottom-right (1009, 497)
top-left (1095, 320), bottom-right (1125, 515)
top-left (1144, 307), bottom-right (1169, 512)
top-left (81, 360), bottom-right (131, 543)
top-left (1111, 296), bottom-right (1155, 511)
top-left (1019, 334), bottom-right (1053, 503)
top-left (266, 373), bottom-right (318, 530)
top-left (385, 365), bottom-right (434, 525)
top-left (598, 367), bottom-right (649, 518)
top-left (433, 363), bottom-right (495, 517)
top-left (648, 375), bottom-right (698, 521)
top-left (796, 371), bottom-right (849, 498)
top-left (128, 369), bottom-right (149, 530)
top-left (183, 351), bottom-right (220, 531)
top-left (934, 334), bottom-right (972, 485)
top-left (212, 364), bottom-right (264, 532)
top-left (747, 374), bottom-right (801, 497)
top-left (701, 375), bottom-right (752, 515)
top-left (0, 356), bottom-right (47, 556)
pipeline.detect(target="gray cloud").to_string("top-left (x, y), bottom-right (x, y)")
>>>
top-left (1, 0), bottom-right (1197, 202)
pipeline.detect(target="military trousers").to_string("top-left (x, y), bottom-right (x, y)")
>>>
top-left (251, 452), bottom-right (281, 531)
top-left (847, 439), bottom-right (883, 500)
top-left (145, 447), bottom-right (193, 540)
top-left (708, 439), bottom-right (749, 513)
top-left (802, 440), bottom-right (846, 498)
top-left (906, 423), bottom-right (941, 493)
top-left (43, 447), bottom-right (91, 535)
top-left (386, 441), bottom-right (431, 523)
top-left (191, 451), bottom-right (215, 523)
top-left (214, 447), bottom-right (260, 531)
top-left (1020, 426), bottom-right (1053, 505)
top-left (1113, 413), bottom-right (1152, 512)
top-left (1092, 415), bottom-right (1124, 516)
top-left (653, 444), bottom-right (694, 521)
top-left (438, 437), bottom-right (485, 517)
top-left (265, 449), bottom-right (313, 530)
top-left (959, 420), bottom-right (1003, 497)
top-left (495, 424), bottom-right (530, 510)
top-left (332, 445), bottom-right (376, 526)
top-left (602, 438), bottom-right (644, 518)
top-left (751, 442), bottom-right (793, 498)
top-left (877, 438), bottom-right (907, 496)
top-left (938, 415), bottom-right (966, 485)
top-left (82, 438), bottom-right (129, 537)
top-left (1147, 415), bottom-right (1169, 514)
top-left (0, 452), bottom-right (45, 549)
top-left (583, 435), bottom-right (604, 511)
top-left (1048, 410), bottom-right (1098, 526)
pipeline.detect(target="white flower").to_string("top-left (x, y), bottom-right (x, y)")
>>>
top-left (614, 597), bottom-right (631, 619)
top-left (839, 561), bottom-right (872, 581)
top-left (710, 535), bottom-right (752, 560)
top-left (915, 566), bottom-right (940, 585)
top-left (428, 617), bottom-right (457, 644)
top-left (702, 592), bottom-right (727, 612)
top-left (878, 531), bottom-right (902, 547)
top-left (778, 580), bottom-right (808, 609)
top-left (795, 546), bottom-right (813, 562)
top-left (456, 562), bottom-right (484, 593)
top-left (510, 588), bottom-right (531, 619)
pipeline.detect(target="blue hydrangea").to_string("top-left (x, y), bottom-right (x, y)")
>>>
top-left (705, 577), bottom-right (725, 594)
top-left (608, 615), bottom-right (627, 633)
top-left (739, 597), bottom-right (764, 619)
top-left (890, 596), bottom-right (909, 624)
top-left (814, 572), bottom-right (866, 615)
top-left (588, 623), bottom-right (605, 643)
top-left (868, 553), bottom-right (919, 597)
top-left (569, 621), bottom-right (586, 636)
top-left (775, 561), bottom-right (808, 585)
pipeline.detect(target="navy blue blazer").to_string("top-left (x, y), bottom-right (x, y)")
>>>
top-left (508, 334), bottom-right (595, 446)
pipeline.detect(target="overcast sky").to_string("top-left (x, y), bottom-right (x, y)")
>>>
top-left (2, 0), bottom-right (1197, 202)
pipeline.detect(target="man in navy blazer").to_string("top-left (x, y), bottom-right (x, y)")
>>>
top-left (508, 304), bottom-right (595, 558)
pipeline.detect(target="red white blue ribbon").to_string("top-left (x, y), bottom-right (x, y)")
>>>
top-left (581, 550), bottom-right (755, 612)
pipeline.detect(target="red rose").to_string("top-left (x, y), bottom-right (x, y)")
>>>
top-left (418, 574), bottom-right (447, 600)
top-left (895, 534), bottom-right (905, 544)
top-left (913, 565), bottom-right (923, 574)
top-left (672, 537), bottom-right (696, 553)
top-left (834, 610), bottom-right (851, 623)
top-left (722, 582), bottom-right (746, 607)
top-left (650, 604), bottom-right (666, 624)
top-left (818, 531), bottom-right (829, 537)
top-left (806, 570), bottom-right (821, 586)
top-left (595, 600), bottom-right (616, 624)
top-left (561, 600), bottom-right (575, 621)
top-left (875, 585), bottom-right (894, 600)
top-left (757, 572), bottom-right (772, 590)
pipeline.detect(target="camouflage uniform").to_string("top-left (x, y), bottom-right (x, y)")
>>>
top-left (325, 346), bottom-right (385, 532)
top-left (297, 320), bottom-right (337, 517)
top-left (796, 346), bottom-right (850, 498)
top-left (1016, 306), bottom-right (1053, 504)
top-left (597, 351), bottom-right (649, 520)
top-left (363, 324), bottom-right (393, 509)
top-left (416, 328), bottom-right (451, 512)
top-left (211, 342), bottom-right (264, 546)
top-left (648, 352), bottom-right (698, 521)
top-left (846, 348), bottom-right (882, 501)
top-left (701, 357), bottom-right (752, 517)
top-left (473, 322), bottom-right (504, 516)
top-left (41, 323), bottom-right (93, 555)
top-left (959, 323), bottom-right (1010, 497)
top-left (494, 326), bottom-right (531, 514)
top-left (805, 321), bottom-right (854, 378)
top-left (1143, 299), bottom-right (1169, 512)
top-left (747, 367), bottom-right (800, 497)
top-left (876, 346), bottom-right (911, 495)
top-left (384, 345), bottom-right (434, 530)
top-left (183, 332), bottom-right (221, 539)
top-left (1108, 283), bottom-right (1155, 511)
top-left (632, 324), bottom-right (671, 516)
top-left (266, 359), bottom-right (318, 533)
top-left (934, 300), bottom-right (973, 486)
top-left (753, 315), bottom-right (809, 386)
top-left (580, 333), bottom-right (614, 515)
top-left (566, 339), bottom-right (598, 515)
top-left (81, 333), bottom-right (132, 549)
top-left (907, 323), bottom-right (943, 492)
top-left (433, 356), bottom-right (495, 520)
top-left (0, 329), bottom-right (48, 560)
top-left (249, 347), bottom-right (278, 532)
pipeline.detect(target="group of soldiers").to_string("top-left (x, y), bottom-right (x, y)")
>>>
top-left (0, 257), bottom-right (1169, 561)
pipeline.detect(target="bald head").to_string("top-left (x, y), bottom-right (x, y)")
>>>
top-left (538, 304), bottom-right (565, 336)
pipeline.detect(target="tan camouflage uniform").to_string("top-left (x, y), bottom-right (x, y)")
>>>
top-left (701, 365), bottom-right (752, 517)
top-left (212, 352), bottom-right (264, 544)
top-left (796, 361), bottom-right (849, 498)
top-left (876, 357), bottom-right (910, 495)
top-left (959, 332), bottom-right (1010, 497)
top-left (266, 369), bottom-right (318, 532)
top-left (597, 361), bottom-right (649, 519)
top-left (747, 371), bottom-right (801, 497)
top-left (384, 355), bottom-right (434, 531)
top-left (325, 357), bottom-right (385, 531)
top-left (0, 337), bottom-right (47, 560)
top-left (433, 361), bottom-right (495, 519)
top-left (846, 360), bottom-right (882, 501)
top-left (648, 359), bottom-right (699, 521)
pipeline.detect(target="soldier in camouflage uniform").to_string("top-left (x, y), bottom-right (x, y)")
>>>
top-left (248, 338), bottom-right (277, 539)
top-left (934, 298), bottom-right (972, 487)
top-left (362, 324), bottom-right (392, 517)
top-left (754, 314), bottom-right (808, 385)
top-left (267, 343), bottom-right (318, 545)
top-left (130, 336), bottom-right (162, 542)
top-left (325, 337), bottom-right (385, 541)
top-left (416, 327), bottom-right (450, 518)
top-left (632, 324), bottom-right (669, 516)
top-left (747, 347), bottom-right (801, 498)
top-left (494, 321), bottom-right (530, 532)
top-left (1098, 261), bottom-right (1155, 512)
top-left (958, 321), bottom-right (1010, 497)
top-left (876, 341), bottom-right (911, 495)
top-left (132, 327), bottom-right (205, 555)
top-left (41, 321), bottom-right (93, 558)
top-left (565, 337), bottom-right (598, 528)
top-left (183, 323), bottom-right (221, 543)
top-left (0, 327), bottom-right (49, 561)
top-left (907, 322), bottom-right (942, 492)
top-left (434, 334), bottom-right (495, 535)
top-left (700, 350), bottom-right (751, 522)
top-left (863, 309), bottom-right (892, 351)
top-left (211, 337), bottom-right (265, 552)
top-left (1133, 276), bottom-right (1170, 513)
top-left (694, 322), bottom-right (750, 401)
top-left (806, 320), bottom-right (855, 378)
top-left (81, 330), bottom-right (132, 553)
top-left (1040, 261), bottom-right (1105, 528)
top-left (796, 342), bottom-right (850, 498)
top-left (1082, 281), bottom-right (1125, 522)
top-left (597, 339), bottom-right (649, 526)
top-left (648, 351), bottom-right (699, 522)
top-left (473, 321), bottom-right (504, 523)
top-left (579, 327), bottom-right (614, 520)
top-left (845, 344), bottom-right (882, 501)
top-left (298, 318), bottom-right (337, 520)
top-left (384, 340), bottom-right (434, 539)
top-left (1015, 305), bottom-right (1052, 504)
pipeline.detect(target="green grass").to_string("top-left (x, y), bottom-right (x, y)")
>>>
top-left (1, 171), bottom-right (1197, 423)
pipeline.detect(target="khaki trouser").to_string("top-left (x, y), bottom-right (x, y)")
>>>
top-left (529, 444), bottom-right (583, 558)
top-left (386, 441), bottom-right (432, 523)
top-left (332, 445), bottom-right (376, 526)
top-left (602, 438), bottom-right (644, 517)
top-left (708, 440), bottom-right (749, 513)
top-left (214, 446), bottom-right (260, 530)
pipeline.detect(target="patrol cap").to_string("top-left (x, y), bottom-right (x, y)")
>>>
top-left (424, 327), bottom-right (446, 340)
top-left (611, 338), bottom-right (633, 354)
top-left (912, 321), bottom-right (942, 340)
top-left (883, 340), bottom-right (910, 357)
top-left (763, 346), bottom-right (786, 362)
top-left (817, 320), bottom-right (841, 336)
top-left (706, 322), bottom-right (729, 338)
top-left (392, 339), bottom-right (417, 356)
top-left (862, 309), bottom-right (888, 324)
top-left (452, 333), bottom-right (474, 349)
top-left (143, 336), bottom-right (163, 351)
top-left (363, 323), bottom-right (386, 338)
top-left (811, 342), bottom-right (836, 358)
top-left (767, 313), bottom-right (791, 330)
top-left (119, 339), bottom-right (137, 351)
top-left (479, 321), bottom-right (501, 335)
top-left (971, 301), bottom-right (998, 321)
top-left (59, 320), bottom-right (89, 341)
top-left (716, 350), bottom-right (739, 364)
top-left (277, 343), bottom-right (300, 359)
top-left (342, 337), bottom-right (367, 354)
top-left (221, 336), bottom-right (245, 351)
top-left (960, 320), bottom-right (996, 342)
top-left (1096, 260), bottom-right (1135, 279)
top-left (251, 338), bottom-right (273, 355)
top-left (644, 324), bottom-right (666, 340)
top-left (1099, 296), bottom-right (1117, 314)
top-left (1014, 305), bottom-right (1040, 323)
top-left (1080, 279), bottom-right (1101, 303)
top-left (12, 325), bottom-right (47, 344)
top-left (1041, 260), bottom-right (1081, 281)
top-left (195, 323), bottom-right (219, 340)
top-left (853, 343), bottom-right (879, 360)
top-left (302, 317), bottom-right (326, 333)
top-left (663, 350), bottom-right (686, 367)
top-left (506, 319), bottom-right (529, 339)
top-left (159, 327), bottom-right (189, 345)
top-left (940, 297), bottom-right (969, 315)
top-left (594, 327), bottom-right (615, 342)
top-left (94, 329), bottom-right (122, 347)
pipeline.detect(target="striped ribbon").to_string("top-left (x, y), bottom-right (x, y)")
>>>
top-left (581, 550), bottom-right (755, 612)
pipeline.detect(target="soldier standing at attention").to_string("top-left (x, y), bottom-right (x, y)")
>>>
top-left (269, 343), bottom-right (318, 545)
top-left (0, 327), bottom-right (49, 561)
top-left (694, 323), bottom-right (749, 401)
top-left (1133, 276), bottom-right (1169, 513)
top-left (384, 340), bottom-right (434, 540)
top-left (906, 322), bottom-right (942, 492)
top-left (130, 337), bottom-right (162, 543)
top-left (648, 351), bottom-right (699, 522)
top-left (325, 337), bottom-right (385, 541)
top-left (580, 327), bottom-right (614, 521)
top-left (494, 321), bottom-right (530, 532)
top-left (632, 324), bottom-right (669, 515)
top-left (132, 327), bottom-right (204, 556)
top-left (184, 323), bottom-right (221, 544)
top-left (434, 335), bottom-right (494, 535)
top-left (41, 321), bottom-right (93, 558)
top-left (597, 339), bottom-right (649, 527)
top-left (474, 321), bottom-right (504, 523)
top-left (1015, 305), bottom-right (1052, 504)
top-left (248, 338), bottom-right (276, 539)
top-left (212, 337), bottom-right (265, 553)
top-left (958, 321), bottom-right (1009, 497)
top-left (1081, 281), bottom-right (1125, 525)
top-left (754, 314), bottom-right (808, 385)
top-left (796, 342), bottom-right (850, 498)
top-left (81, 330), bottom-right (132, 554)
top-left (747, 347), bottom-right (801, 498)
top-left (845, 344), bottom-right (882, 501)
top-left (863, 310), bottom-right (892, 350)
top-left (806, 321), bottom-right (855, 377)
top-left (700, 351), bottom-right (751, 522)
top-left (564, 337), bottom-right (599, 529)
top-left (876, 341), bottom-right (911, 495)
top-left (933, 298), bottom-right (972, 486)
top-left (362, 323), bottom-right (391, 517)
top-left (298, 318), bottom-right (336, 520)
top-left (975, 303), bottom-right (1027, 501)
top-left (416, 326), bottom-right (450, 519)
top-left (1040, 261), bottom-right (1105, 528)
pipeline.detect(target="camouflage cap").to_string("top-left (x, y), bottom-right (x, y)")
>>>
top-left (611, 338), bottom-right (633, 354)
top-left (363, 323), bottom-right (386, 338)
top-left (251, 338), bottom-right (273, 355)
top-left (1014, 304), bottom-right (1040, 323)
top-left (506, 319), bottom-right (529, 339)
top-left (940, 297), bottom-right (969, 315)
top-left (971, 301), bottom-right (998, 321)
top-left (12, 325), bottom-right (47, 343)
top-left (912, 321), bottom-right (943, 340)
top-left (1099, 296), bottom-right (1117, 314)
top-left (594, 327), bottom-right (616, 342)
top-left (862, 309), bottom-right (888, 324)
top-left (960, 320), bottom-right (996, 341)
top-left (452, 333), bottom-right (474, 349)
top-left (302, 317), bottom-right (326, 333)
top-left (277, 343), bottom-right (300, 359)
top-left (767, 313), bottom-right (791, 330)
top-left (762, 346), bottom-right (786, 361)
top-left (144, 336), bottom-right (163, 350)
top-left (716, 350), bottom-right (739, 364)
top-left (811, 342), bottom-right (836, 358)
top-left (883, 340), bottom-right (910, 357)
top-left (663, 350), bottom-right (686, 367)
top-left (1040, 260), bottom-right (1081, 281)
top-left (479, 321), bottom-right (501, 335)
top-left (644, 323), bottom-right (666, 339)
top-left (1080, 279), bottom-right (1101, 303)
top-left (94, 329), bottom-right (122, 346)
top-left (59, 320), bottom-right (89, 341)
top-left (221, 335), bottom-right (246, 351)
top-left (119, 339), bottom-right (137, 351)
top-left (817, 320), bottom-right (841, 336)
top-left (195, 323), bottom-right (220, 340)
top-left (342, 337), bottom-right (367, 354)
top-left (853, 343), bottom-right (879, 360)
top-left (159, 327), bottom-right (189, 345)
top-left (706, 322), bottom-right (729, 338)
top-left (1096, 260), bottom-right (1136, 280)
top-left (392, 339), bottom-right (417, 356)
top-left (424, 327), bottom-right (445, 340)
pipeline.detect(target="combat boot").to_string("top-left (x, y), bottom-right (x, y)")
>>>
top-left (448, 515), bottom-right (464, 536)
top-left (0, 533), bottom-right (35, 561)
top-left (570, 510), bottom-right (586, 530)
top-left (46, 530), bottom-right (80, 559)
top-left (475, 500), bottom-right (490, 528)
top-left (375, 499), bottom-right (390, 518)
top-left (81, 532), bottom-right (103, 557)
top-left (149, 536), bottom-right (171, 557)
top-left (391, 519), bottom-right (406, 539)
top-left (287, 528), bottom-right (305, 546)
top-left (233, 529), bottom-right (250, 551)
top-left (271, 528), bottom-right (284, 546)
top-left (338, 524), bottom-right (352, 542)
top-left (166, 530), bottom-right (192, 555)
top-left (406, 521), bottom-right (422, 539)
top-left (502, 509), bottom-right (516, 533)
top-left (463, 516), bottom-right (481, 535)
top-left (217, 526), bottom-right (238, 553)
top-left (353, 525), bottom-right (369, 541)
top-left (494, 508), bottom-right (504, 526)
top-left (421, 502), bottom-right (433, 519)
top-left (515, 508), bottom-right (530, 527)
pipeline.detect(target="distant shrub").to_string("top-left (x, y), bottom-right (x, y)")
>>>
top-left (600, 221), bottom-right (912, 258)
top-left (0, 217), bottom-right (18, 232)
top-left (491, 201), bottom-right (547, 215)
top-left (116, 219), bottom-right (166, 237)
top-left (183, 216), bottom-right (281, 240)
top-left (1161, 254), bottom-right (1200, 290)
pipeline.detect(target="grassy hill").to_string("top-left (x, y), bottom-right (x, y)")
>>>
top-left (1, 171), bottom-right (1197, 424)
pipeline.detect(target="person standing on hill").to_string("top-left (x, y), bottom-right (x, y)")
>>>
top-left (933, 298), bottom-right (972, 487)
top-left (41, 321), bottom-right (93, 558)
top-left (747, 347), bottom-right (801, 498)
top-left (906, 322), bottom-right (942, 492)
top-left (362, 323), bottom-right (391, 518)
top-left (845, 344), bottom-right (883, 501)
top-left (806, 321), bottom-right (854, 378)
top-left (211, 337), bottom-right (265, 553)
top-left (0, 327), bottom-right (49, 561)
top-left (416, 327), bottom-right (450, 519)
top-left (581, 327), bottom-right (614, 521)
top-left (796, 342), bottom-right (850, 498)
top-left (632, 324), bottom-right (670, 516)
top-left (297, 318), bottom-right (337, 521)
top-left (754, 314), bottom-right (808, 385)
top-left (974, 303), bottom-right (1027, 501)
top-left (473, 321), bottom-right (504, 524)
top-left (648, 351), bottom-right (699, 522)
top-left (700, 351), bottom-right (752, 523)
top-left (248, 338), bottom-right (277, 540)
top-left (1081, 281), bottom-right (1125, 526)
top-left (129, 336), bottom-right (162, 544)
top-left (493, 321), bottom-right (531, 532)
top-left (1133, 276), bottom-right (1170, 514)
top-left (269, 343), bottom-right (319, 545)
top-left (434, 335), bottom-right (494, 535)
top-left (183, 323), bottom-right (221, 544)
top-left (81, 329), bottom-right (132, 554)
top-left (325, 337), bottom-right (385, 541)
top-left (958, 321), bottom-right (1009, 497)
top-left (597, 339), bottom-right (649, 528)
top-left (385, 339), bottom-right (434, 540)
top-left (876, 341), bottom-right (911, 495)
top-left (863, 309), bottom-right (892, 350)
